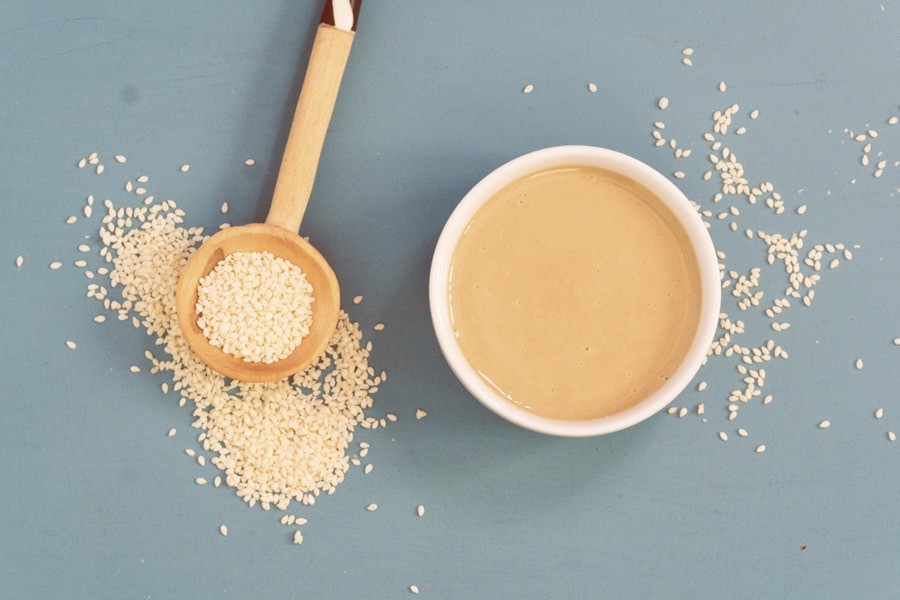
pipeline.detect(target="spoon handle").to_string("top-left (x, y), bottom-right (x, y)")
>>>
top-left (267, 23), bottom-right (354, 233)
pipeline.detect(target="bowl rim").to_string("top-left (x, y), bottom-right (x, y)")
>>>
top-left (428, 145), bottom-right (721, 437)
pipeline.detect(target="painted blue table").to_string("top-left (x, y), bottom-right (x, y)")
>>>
top-left (2, 2), bottom-right (898, 597)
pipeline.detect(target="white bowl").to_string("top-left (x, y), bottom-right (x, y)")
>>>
top-left (429, 145), bottom-right (721, 437)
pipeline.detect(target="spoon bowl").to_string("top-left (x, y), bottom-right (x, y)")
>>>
top-left (175, 223), bottom-right (340, 383)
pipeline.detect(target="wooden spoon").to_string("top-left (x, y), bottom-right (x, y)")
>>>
top-left (175, 7), bottom-right (358, 383)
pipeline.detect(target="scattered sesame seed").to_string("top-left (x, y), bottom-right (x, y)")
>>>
top-left (682, 47), bottom-right (694, 56)
top-left (697, 381), bottom-right (707, 392)
top-left (129, 365), bottom-right (141, 373)
top-left (15, 256), bottom-right (24, 268)
top-left (352, 295), bottom-right (363, 304)
top-left (293, 530), bottom-right (304, 545)
top-left (115, 155), bottom-right (127, 164)
top-left (78, 158), bottom-right (87, 169)
top-left (179, 164), bottom-right (190, 172)
top-left (78, 244), bottom-right (91, 253)
top-left (819, 420), bottom-right (831, 429)
top-left (673, 171), bottom-right (685, 179)
top-left (65, 340), bottom-right (77, 350)
top-left (796, 204), bottom-right (807, 215)
top-left (66, 216), bottom-right (77, 224)
top-left (137, 175), bottom-right (149, 183)
top-left (888, 116), bottom-right (898, 126)
top-left (737, 428), bottom-right (748, 437)
top-left (755, 444), bottom-right (766, 453)
top-left (682, 57), bottom-right (693, 66)
top-left (522, 84), bottom-right (534, 94)
top-left (364, 464), bottom-right (373, 475)
top-left (417, 505), bottom-right (425, 517)
top-left (214, 476), bottom-right (222, 488)
top-left (587, 82), bottom-right (598, 93)
top-left (185, 448), bottom-right (196, 457)
top-left (735, 126), bottom-right (746, 135)
top-left (893, 338), bottom-right (900, 346)
top-left (750, 109), bottom-right (759, 119)
top-left (96, 164), bottom-right (105, 175)
top-left (410, 584), bottom-right (420, 595)
top-left (219, 524), bottom-right (228, 537)
top-left (93, 315), bottom-right (106, 323)
top-left (49, 261), bottom-right (62, 270)
top-left (373, 322), bottom-right (385, 331)
top-left (415, 408), bottom-right (428, 419)
top-left (366, 503), bottom-right (378, 512)
top-left (220, 202), bottom-right (229, 214)
top-left (718, 81), bottom-right (727, 92)
top-left (161, 382), bottom-right (169, 394)
top-left (244, 158), bottom-right (256, 166)
top-left (855, 358), bottom-right (863, 370)
top-left (718, 431), bottom-right (728, 442)
top-left (195, 477), bottom-right (207, 485)
top-left (168, 428), bottom-right (176, 437)
top-left (658, 97), bottom-right (669, 110)
top-left (763, 394), bottom-right (773, 405)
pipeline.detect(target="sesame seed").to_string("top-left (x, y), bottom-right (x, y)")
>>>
top-left (673, 171), bottom-right (685, 179)
top-left (65, 340), bottom-right (77, 350)
top-left (415, 408), bottom-right (428, 419)
top-left (755, 444), bottom-right (766, 453)
top-left (364, 464), bottom-right (373, 474)
top-left (522, 84), bottom-right (534, 94)
top-left (219, 524), bottom-right (228, 536)
top-left (819, 420), bottom-right (831, 429)
top-left (658, 97), bottom-right (669, 110)
top-left (416, 504), bottom-right (425, 517)
top-left (893, 338), bottom-right (900, 346)
top-left (185, 448), bottom-right (195, 457)
top-left (83, 205), bottom-right (93, 218)
top-left (115, 155), bottom-right (127, 164)
top-left (410, 584), bottom-right (420, 594)
top-left (214, 476), bottom-right (221, 488)
top-left (855, 358), bottom-right (863, 370)
top-left (750, 109), bottom-right (759, 119)
top-left (587, 82), bottom-right (597, 93)
top-left (137, 175), bottom-right (149, 183)
top-left (888, 116), bottom-right (898, 126)
top-left (763, 394), bottom-right (773, 405)
top-left (718, 81), bottom-right (727, 92)
top-left (352, 295), bottom-right (363, 304)
top-left (244, 158), bottom-right (256, 166)
top-left (697, 403), bottom-right (704, 415)
top-left (220, 202), bottom-right (229, 214)
top-left (96, 164), bottom-right (105, 175)
top-left (718, 431), bottom-right (728, 442)
top-left (682, 47), bottom-right (694, 56)
top-left (889, 431), bottom-right (897, 442)
top-left (78, 244), bottom-right (91, 253)
top-left (366, 503), bottom-right (377, 512)
top-left (737, 428), bottom-right (748, 437)
top-left (50, 261), bottom-right (62, 270)
top-left (682, 57), bottom-right (692, 66)
top-left (196, 477), bottom-right (207, 485)
top-left (867, 129), bottom-right (878, 138)
top-left (735, 126), bottom-right (746, 135)
top-left (373, 322), bottom-right (385, 331)
top-left (796, 204), bottom-right (807, 215)
top-left (678, 407), bottom-right (688, 418)
top-left (168, 428), bottom-right (176, 437)
top-left (15, 256), bottom-right (24, 268)
top-left (697, 381), bottom-right (707, 392)
top-left (93, 315), bottom-right (106, 323)
top-left (66, 216), bottom-right (77, 224)
top-left (78, 158), bottom-right (87, 168)
top-left (180, 164), bottom-right (190, 172)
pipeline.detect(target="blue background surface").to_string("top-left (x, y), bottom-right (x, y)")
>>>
top-left (2, 1), bottom-right (899, 598)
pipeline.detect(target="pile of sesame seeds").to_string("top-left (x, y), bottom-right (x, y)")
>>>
top-left (62, 153), bottom-right (411, 538)
top-left (196, 251), bottom-right (315, 364)
top-left (650, 83), bottom-right (899, 449)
